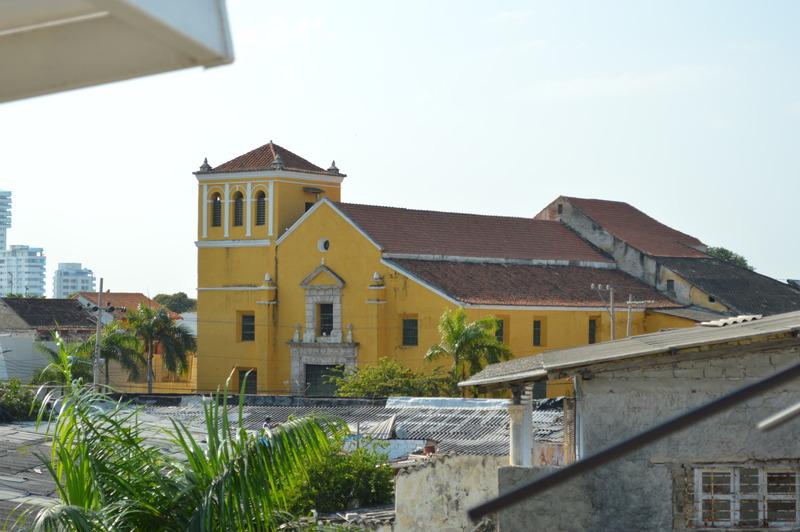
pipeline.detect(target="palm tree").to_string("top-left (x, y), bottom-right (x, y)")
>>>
top-left (77, 322), bottom-right (145, 385)
top-left (126, 305), bottom-right (196, 394)
top-left (28, 369), bottom-right (343, 530)
top-left (425, 308), bottom-right (512, 394)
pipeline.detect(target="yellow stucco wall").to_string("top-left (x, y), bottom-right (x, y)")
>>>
top-left (192, 194), bottom-right (699, 395)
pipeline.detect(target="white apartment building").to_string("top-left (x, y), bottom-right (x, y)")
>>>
top-left (0, 190), bottom-right (10, 251)
top-left (0, 191), bottom-right (46, 297)
top-left (53, 263), bottom-right (95, 299)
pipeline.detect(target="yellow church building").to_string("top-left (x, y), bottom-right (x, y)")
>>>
top-left (192, 141), bottom-right (723, 396)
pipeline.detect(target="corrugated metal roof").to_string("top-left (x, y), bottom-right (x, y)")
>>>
top-left (651, 307), bottom-right (727, 323)
top-left (462, 310), bottom-right (800, 387)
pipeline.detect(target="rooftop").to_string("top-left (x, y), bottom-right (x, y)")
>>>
top-left (201, 141), bottom-right (333, 175)
top-left (461, 310), bottom-right (800, 388)
top-left (557, 196), bottom-right (708, 258)
top-left (387, 259), bottom-right (678, 308)
top-left (75, 292), bottom-right (178, 320)
top-left (659, 257), bottom-right (800, 316)
top-left (0, 298), bottom-right (95, 329)
top-left (335, 202), bottom-right (613, 264)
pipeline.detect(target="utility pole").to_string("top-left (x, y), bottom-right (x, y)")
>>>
top-left (591, 283), bottom-right (616, 341)
top-left (625, 295), bottom-right (655, 337)
top-left (93, 278), bottom-right (103, 391)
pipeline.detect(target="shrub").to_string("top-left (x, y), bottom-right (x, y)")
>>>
top-left (329, 357), bottom-right (458, 398)
top-left (286, 439), bottom-right (394, 514)
top-left (0, 379), bottom-right (38, 422)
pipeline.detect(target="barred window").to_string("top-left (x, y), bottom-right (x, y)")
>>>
top-left (402, 318), bottom-right (418, 346)
top-left (694, 465), bottom-right (799, 528)
top-left (241, 313), bottom-right (255, 341)
top-left (233, 191), bottom-right (244, 226)
top-left (211, 193), bottom-right (222, 227)
top-left (255, 191), bottom-right (266, 226)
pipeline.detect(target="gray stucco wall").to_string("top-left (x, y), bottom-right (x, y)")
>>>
top-left (577, 346), bottom-right (800, 531)
top-left (394, 454), bottom-right (505, 532)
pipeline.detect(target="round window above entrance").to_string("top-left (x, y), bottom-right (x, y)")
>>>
top-left (317, 238), bottom-right (330, 252)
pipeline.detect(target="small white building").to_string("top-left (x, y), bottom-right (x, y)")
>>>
top-left (0, 190), bottom-right (10, 252)
top-left (53, 263), bottom-right (95, 299)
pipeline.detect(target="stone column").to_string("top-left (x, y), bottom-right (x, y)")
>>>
top-left (508, 390), bottom-right (532, 467)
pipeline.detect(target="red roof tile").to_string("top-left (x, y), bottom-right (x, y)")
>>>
top-left (75, 292), bottom-right (180, 320)
top-left (335, 203), bottom-right (612, 263)
top-left (562, 197), bottom-right (708, 258)
top-left (387, 259), bottom-right (679, 307)
top-left (207, 141), bottom-right (327, 174)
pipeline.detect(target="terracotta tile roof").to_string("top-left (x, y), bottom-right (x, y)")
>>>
top-left (563, 197), bottom-right (708, 257)
top-left (659, 258), bottom-right (800, 315)
top-left (335, 203), bottom-right (613, 263)
top-left (386, 259), bottom-right (679, 307)
top-left (0, 298), bottom-right (95, 328)
top-left (206, 141), bottom-right (327, 174)
top-left (75, 292), bottom-right (179, 320)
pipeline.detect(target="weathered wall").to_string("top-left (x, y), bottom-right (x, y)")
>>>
top-left (575, 344), bottom-right (800, 531)
top-left (394, 454), bottom-right (505, 532)
top-left (497, 466), bottom-right (593, 532)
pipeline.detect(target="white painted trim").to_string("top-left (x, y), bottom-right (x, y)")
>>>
top-left (380, 258), bottom-right (462, 306)
top-left (223, 183), bottom-right (230, 237)
top-left (198, 286), bottom-right (275, 291)
top-left (201, 184), bottom-right (208, 239)
top-left (367, 285), bottom-right (386, 290)
top-left (256, 301), bottom-right (277, 305)
top-left (245, 182), bottom-right (252, 237)
top-left (366, 300), bottom-right (387, 304)
top-left (195, 239), bottom-right (270, 248)
top-left (382, 252), bottom-right (615, 269)
top-left (195, 169), bottom-right (345, 184)
top-left (268, 181), bottom-right (274, 237)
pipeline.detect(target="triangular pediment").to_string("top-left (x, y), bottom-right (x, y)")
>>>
top-left (300, 264), bottom-right (345, 288)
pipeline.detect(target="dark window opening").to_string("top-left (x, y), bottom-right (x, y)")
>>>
top-left (666, 279), bottom-right (675, 293)
top-left (318, 303), bottom-right (333, 336)
top-left (495, 319), bottom-right (505, 343)
top-left (709, 295), bottom-right (716, 303)
top-left (588, 318), bottom-right (598, 344)
top-left (211, 193), bottom-right (222, 227)
top-left (533, 320), bottom-right (542, 346)
top-left (238, 369), bottom-right (257, 395)
top-left (255, 191), bottom-right (266, 226)
top-left (305, 364), bottom-right (340, 396)
top-left (241, 313), bottom-right (255, 341)
top-left (305, 202), bottom-right (315, 212)
top-left (402, 318), bottom-right (418, 346)
top-left (557, 204), bottom-right (563, 214)
top-left (233, 192), bottom-right (244, 226)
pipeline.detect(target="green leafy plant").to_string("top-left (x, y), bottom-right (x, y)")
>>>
top-left (153, 292), bottom-right (197, 313)
top-left (24, 361), bottom-right (347, 530)
top-left (706, 246), bottom-right (753, 270)
top-left (330, 357), bottom-right (459, 398)
top-left (285, 438), bottom-right (394, 514)
top-left (0, 379), bottom-right (38, 422)
top-left (426, 308), bottom-right (512, 394)
top-left (33, 331), bottom-right (93, 386)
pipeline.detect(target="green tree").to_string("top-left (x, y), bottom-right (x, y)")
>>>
top-left (79, 321), bottom-right (145, 386)
top-left (126, 305), bottom-right (196, 394)
top-left (706, 246), bottom-right (753, 270)
top-left (0, 379), bottom-right (39, 422)
top-left (425, 308), bottom-right (512, 394)
top-left (29, 370), bottom-right (344, 530)
top-left (33, 331), bottom-right (93, 385)
top-left (330, 357), bottom-right (459, 398)
top-left (153, 291), bottom-right (197, 313)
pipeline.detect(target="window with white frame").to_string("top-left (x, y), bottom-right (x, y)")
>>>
top-left (694, 465), bottom-right (799, 528)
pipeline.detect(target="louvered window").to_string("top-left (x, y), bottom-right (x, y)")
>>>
top-left (211, 193), bottom-right (222, 227)
top-left (233, 192), bottom-right (244, 226)
top-left (255, 191), bottom-right (266, 226)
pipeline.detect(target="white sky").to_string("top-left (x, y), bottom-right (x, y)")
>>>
top-left (1, 0), bottom-right (798, 298)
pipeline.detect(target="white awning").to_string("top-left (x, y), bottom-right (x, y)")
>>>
top-left (0, 0), bottom-right (234, 103)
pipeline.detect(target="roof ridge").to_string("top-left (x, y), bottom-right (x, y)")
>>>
top-left (335, 201), bottom-right (559, 224)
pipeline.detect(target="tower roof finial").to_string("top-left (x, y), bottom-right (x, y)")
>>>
top-left (199, 157), bottom-right (212, 171)
top-left (271, 151), bottom-right (284, 170)
top-left (327, 160), bottom-right (340, 174)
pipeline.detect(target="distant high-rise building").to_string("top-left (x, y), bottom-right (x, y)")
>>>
top-left (53, 263), bottom-right (95, 298)
top-left (0, 245), bottom-right (46, 297)
top-left (0, 191), bottom-right (46, 297)
top-left (0, 190), bottom-right (10, 251)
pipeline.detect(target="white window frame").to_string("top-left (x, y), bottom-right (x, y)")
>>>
top-left (694, 464), bottom-right (800, 529)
